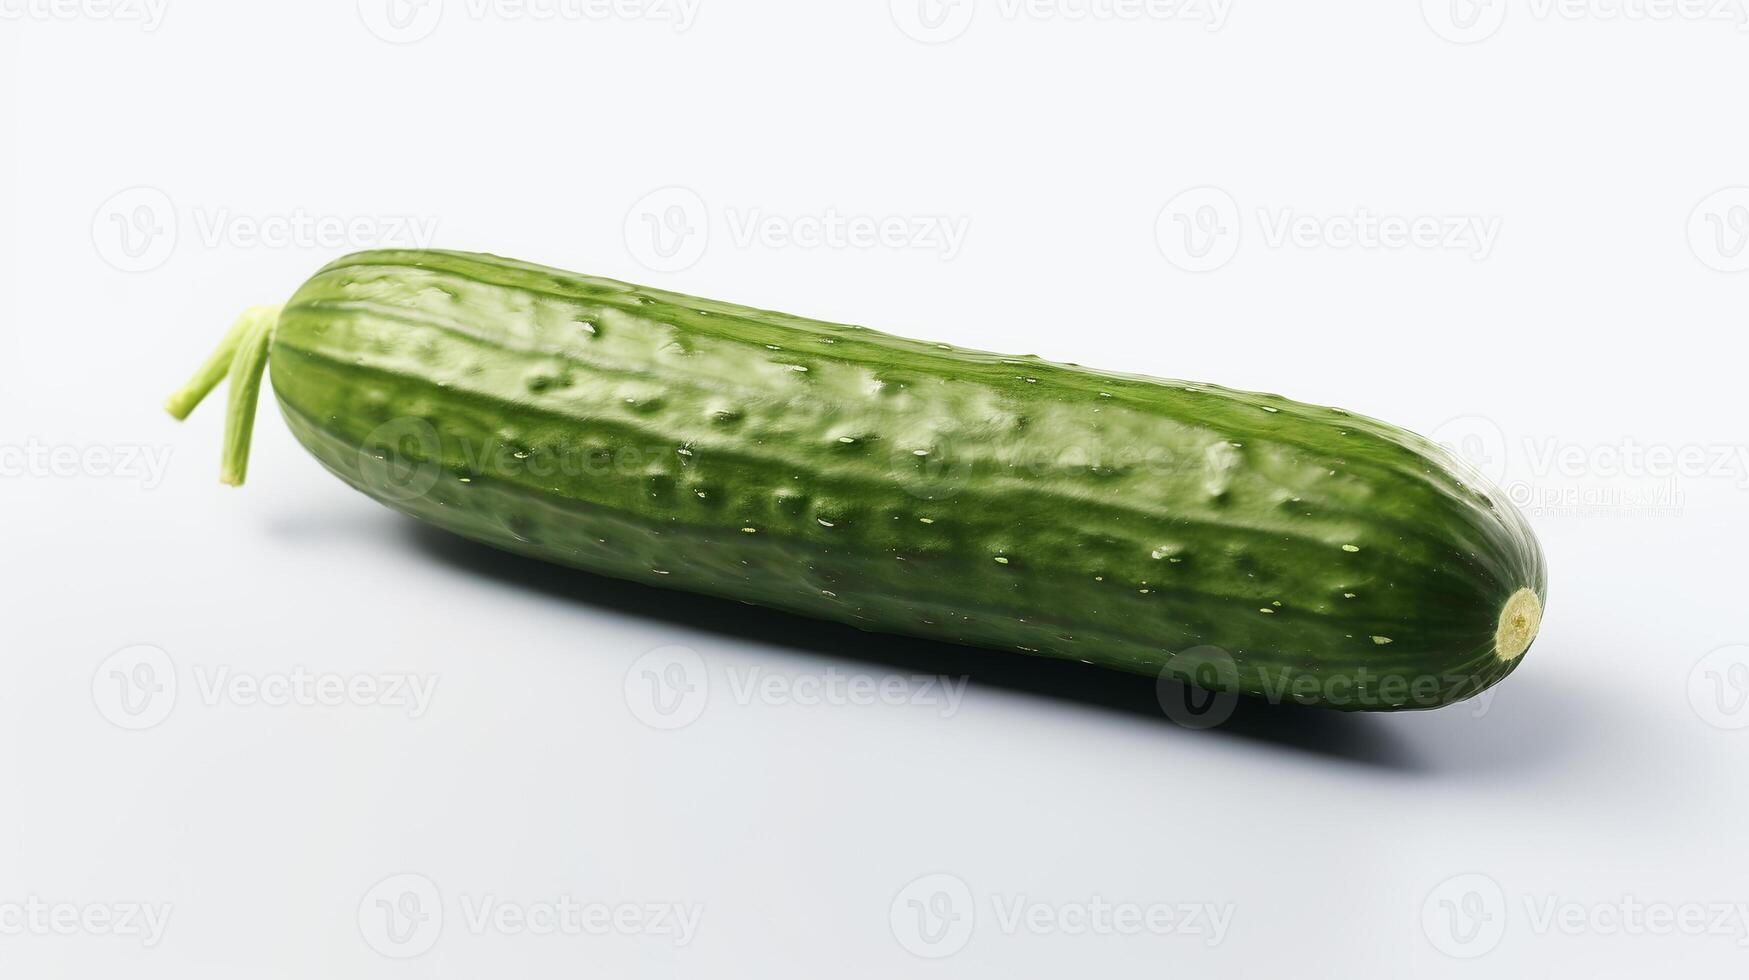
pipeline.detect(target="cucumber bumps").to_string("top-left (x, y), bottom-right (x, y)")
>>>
top-left (167, 250), bottom-right (1546, 711)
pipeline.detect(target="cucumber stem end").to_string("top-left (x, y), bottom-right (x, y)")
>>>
top-left (1495, 587), bottom-right (1542, 662)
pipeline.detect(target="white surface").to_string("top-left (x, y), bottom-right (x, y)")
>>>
top-left (4, 4), bottom-right (1749, 977)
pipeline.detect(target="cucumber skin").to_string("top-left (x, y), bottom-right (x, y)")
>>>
top-left (268, 249), bottom-right (1546, 711)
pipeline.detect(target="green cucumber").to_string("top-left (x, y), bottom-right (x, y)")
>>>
top-left (167, 249), bottom-right (1546, 711)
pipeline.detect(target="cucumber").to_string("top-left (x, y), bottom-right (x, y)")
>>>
top-left (167, 249), bottom-right (1546, 711)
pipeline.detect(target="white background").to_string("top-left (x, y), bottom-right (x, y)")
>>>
top-left (4, 2), bottom-right (1749, 976)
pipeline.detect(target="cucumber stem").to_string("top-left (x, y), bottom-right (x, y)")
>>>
top-left (219, 308), bottom-right (280, 486)
top-left (163, 308), bottom-right (263, 420)
top-left (164, 305), bottom-right (282, 486)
